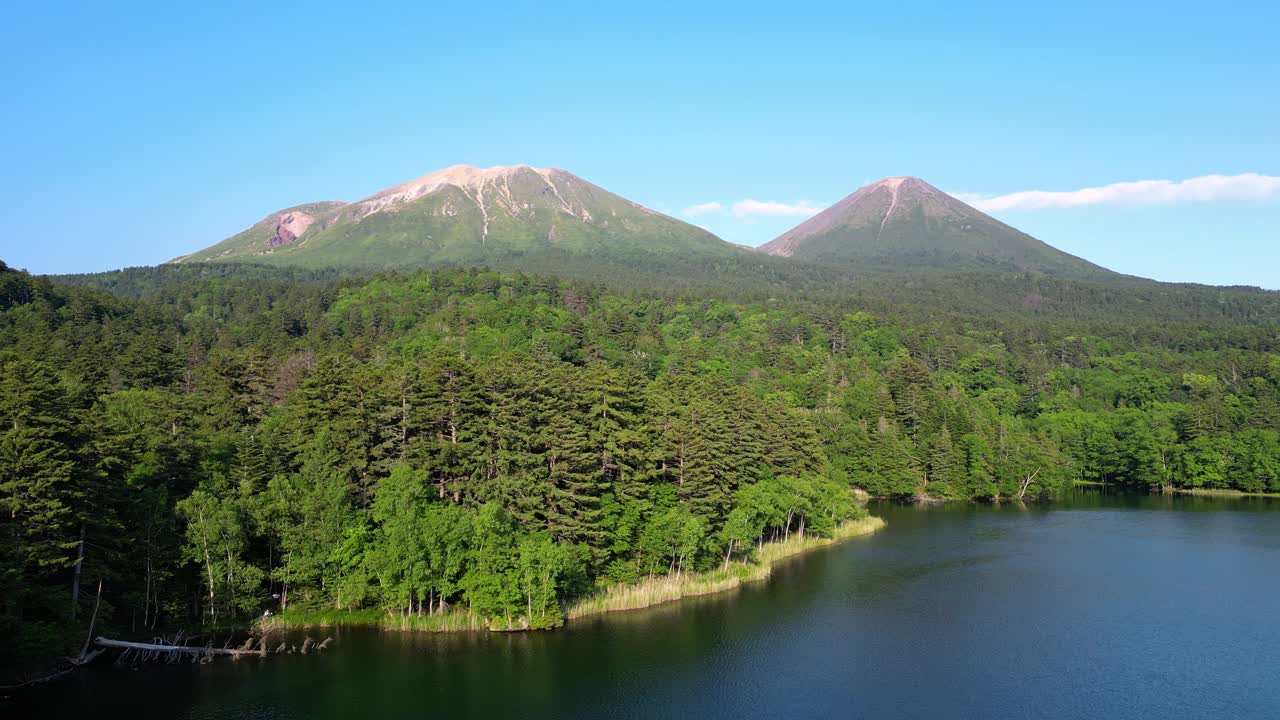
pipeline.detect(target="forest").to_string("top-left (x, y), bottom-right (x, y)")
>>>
top-left (3, 259), bottom-right (1280, 671)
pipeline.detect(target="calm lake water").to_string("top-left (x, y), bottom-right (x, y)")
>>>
top-left (19, 490), bottom-right (1280, 719)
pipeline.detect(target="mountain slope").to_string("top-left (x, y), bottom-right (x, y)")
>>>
top-left (758, 177), bottom-right (1116, 279)
top-left (175, 165), bottom-right (742, 269)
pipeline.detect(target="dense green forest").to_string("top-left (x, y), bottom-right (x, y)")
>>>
top-left (53, 258), bottom-right (1280, 326)
top-left (4, 259), bottom-right (1280, 671)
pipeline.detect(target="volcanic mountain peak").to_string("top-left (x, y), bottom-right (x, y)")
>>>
top-left (174, 163), bottom-right (739, 270)
top-left (757, 175), bottom-right (1114, 278)
top-left (872, 176), bottom-right (920, 190)
top-left (858, 176), bottom-right (942, 197)
top-left (358, 164), bottom-right (576, 216)
top-left (373, 163), bottom-right (558, 193)
top-left (849, 175), bottom-right (950, 206)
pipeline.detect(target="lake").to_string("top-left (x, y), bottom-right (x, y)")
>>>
top-left (20, 490), bottom-right (1280, 719)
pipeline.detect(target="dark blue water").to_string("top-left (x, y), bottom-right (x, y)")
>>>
top-left (20, 491), bottom-right (1280, 719)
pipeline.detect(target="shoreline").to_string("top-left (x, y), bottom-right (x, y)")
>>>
top-left (259, 607), bottom-right (489, 633)
top-left (1070, 479), bottom-right (1280, 497)
top-left (1173, 487), bottom-right (1280, 499)
top-left (258, 515), bottom-right (887, 634)
top-left (567, 515), bottom-right (886, 621)
top-left (1073, 481), bottom-right (1280, 499)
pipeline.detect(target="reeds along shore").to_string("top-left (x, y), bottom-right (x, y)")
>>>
top-left (1075, 481), bottom-right (1280, 499)
top-left (1174, 487), bottom-right (1280, 499)
top-left (565, 515), bottom-right (886, 620)
top-left (258, 606), bottom-right (490, 632)
top-left (258, 515), bottom-right (886, 633)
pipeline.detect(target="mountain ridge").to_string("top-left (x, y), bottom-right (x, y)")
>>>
top-left (176, 167), bottom-right (1127, 285)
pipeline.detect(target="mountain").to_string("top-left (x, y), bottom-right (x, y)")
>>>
top-left (174, 165), bottom-right (743, 270)
top-left (758, 177), bottom-right (1116, 279)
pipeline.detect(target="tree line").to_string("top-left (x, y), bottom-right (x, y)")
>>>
top-left (3, 260), bottom-right (1279, 670)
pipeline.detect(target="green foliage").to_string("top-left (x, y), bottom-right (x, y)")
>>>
top-left (3, 260), bottom-right (1279, 666)
top-left (176, 488), bottom-right (262, 623)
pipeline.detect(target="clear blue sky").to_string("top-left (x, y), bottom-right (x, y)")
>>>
top-left (2, 1), bottom-right (1277, 287)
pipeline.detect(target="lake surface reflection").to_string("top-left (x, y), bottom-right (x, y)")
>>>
top-left (21, 490), bottom-right (1280, 719)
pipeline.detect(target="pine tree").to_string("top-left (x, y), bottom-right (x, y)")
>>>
top-left (286, 356), bottom-right (380, 501)
top-left (680, 388), bottom-right (736, 522)
top-left (886, 356), bottom-right (935, 441)
top-left (473, 354), bottom-right (559, 512)
top-left (866, 418), bottom-right (923, 498)
top-left (758, 397), bottom-right (824, 478)
top-left (582, 363), bottom-right (650, 504)
top-left (415, 348), bottom-right (483, 503)
top-left (543, 413), bottom-right (606, 552)
top-left (0, 360), bottom-right (82, 622)
top-left (370, 359), bottom-right (420, 478)
top-left (232, 429), bottom-right (270, 498)
top-left (924, 427), bottom-right (959, 498)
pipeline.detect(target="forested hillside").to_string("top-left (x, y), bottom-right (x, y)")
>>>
top-left (54, 261), bottom-right (1280, 326)
top-left (4, 259), bottom-right (1280, 670)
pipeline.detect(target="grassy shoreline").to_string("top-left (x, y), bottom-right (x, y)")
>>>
top-left (258, 606), bottom-right (490, 633)
top-left (566, 515), bottom-right (886, 621)
top-left (258, 515), bottom-right (886, 634)
top-left (1174, 487), bottom-right (1280, 499)
top-left (1072, 481), bottom-right (1280, 499)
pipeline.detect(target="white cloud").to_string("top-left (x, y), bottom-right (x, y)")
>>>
top-left (948, 192), bottom-right (988, 205)
top-left (681, 201), bottom-right (723, 217)
top-left (966, 173), bottom-right (1280, 212)
top-left (731, 199), bottom-right (825, 218)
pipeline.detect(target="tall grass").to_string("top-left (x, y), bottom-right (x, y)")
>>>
top-left (566, 515), bottom-right (886, 620)
top-left (257, 606), bottom-right (486, 633)
top-left (383, 610), bottom-right (488, 632)
top-left (1175, 487), bottom-right (1280, 499)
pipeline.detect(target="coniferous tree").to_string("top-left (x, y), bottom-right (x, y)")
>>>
top-left (416, 348), bottom-right (483, 502)
top-left (0, 360), bottom-right (81, 624)
top-left (543, 413), bottom-right (606, 553)
top-left (865, 418), bottom-right (923, 498)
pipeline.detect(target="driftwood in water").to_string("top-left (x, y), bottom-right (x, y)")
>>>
top-left (94, 637), bottom-right (266, 658)
top-left (4, 627), bottom-right (339, 689)
top-left (93, 634), bottom-right (334, 660)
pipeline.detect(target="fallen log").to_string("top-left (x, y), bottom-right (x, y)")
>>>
top-left (93, 637), bottom-right (265, 657)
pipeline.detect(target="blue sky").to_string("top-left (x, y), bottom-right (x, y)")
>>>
top-left (1, 1), bottom-right (1277, 287)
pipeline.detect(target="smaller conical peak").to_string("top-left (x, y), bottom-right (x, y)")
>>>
top-left (873, 176), bottom-right (911, 189)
